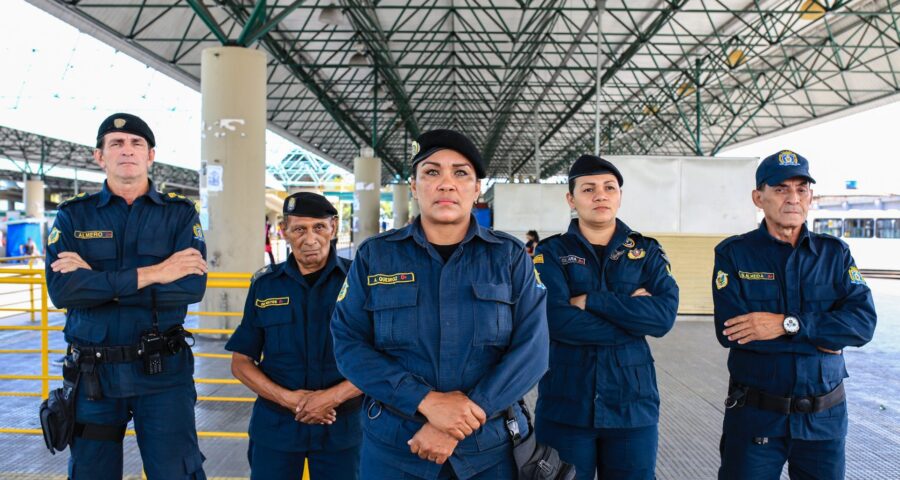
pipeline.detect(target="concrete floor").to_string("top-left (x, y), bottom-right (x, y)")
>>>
top-left (1, 279), bottom-right (898, 479)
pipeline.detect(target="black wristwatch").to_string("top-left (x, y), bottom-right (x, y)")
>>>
top-left (783, 315), bottom-right (800, 335)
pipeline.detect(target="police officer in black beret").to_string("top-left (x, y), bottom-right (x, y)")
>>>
top-left (46, 113), bottom-right (208, 479)
top-left (332, 129), bottom-right (549, 478)
top-left (534, 154), bottom-right (679, 479)
top-left (227, 192), bottom-right (362, 480)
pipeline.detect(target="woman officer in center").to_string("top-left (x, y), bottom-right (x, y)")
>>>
top-left (331, 129), bottom-right (549, 479)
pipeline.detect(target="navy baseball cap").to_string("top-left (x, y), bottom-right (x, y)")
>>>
top-left (96, 113), bottom-right (156, 148)
top-left (756, 150), bottom-right (816, 187)
top-left (410, 129), bottom-right (486, 178)
top-left (568, 154), bottom-right (623, 187)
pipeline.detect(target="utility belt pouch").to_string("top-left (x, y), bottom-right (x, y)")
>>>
top-left (39, 355), bottom-right (79, 454)
top-left (79, 359), bottom-right (103, 401)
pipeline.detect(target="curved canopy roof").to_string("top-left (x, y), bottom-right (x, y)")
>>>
top-left (31, 0), bottom-right (900, 180)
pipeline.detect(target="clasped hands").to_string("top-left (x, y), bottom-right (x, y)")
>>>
top-left (282, 389), bottom-right (341, 425)
top-left (408, 391), bottom-right (487, 465)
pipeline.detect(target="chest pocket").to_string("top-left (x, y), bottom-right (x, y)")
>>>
top-left (472, 284), bottom-right (514, 347)
top-left (257, 308), bottom-right (296, 355)
top-left (801, 283), bottom-right (843, 313)
top-left (137, 232), bottom-right (173, 259)
top-left (365, 286), bottom-right (418, 350)
top-left (566, 264), bottom-right (593, 294)
top-left (80, 238), bottom-right (117, 267)
top-left (743, 280), bottom-right (780, 310)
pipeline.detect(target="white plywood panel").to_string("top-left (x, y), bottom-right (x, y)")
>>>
top-left (492, 184), bottom-right (570, 237)
top-left (680, 157), bottom-right (758, 234)
top-left (612, 156), bottom-right (681, 232)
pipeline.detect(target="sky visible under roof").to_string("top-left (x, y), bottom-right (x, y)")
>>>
top-left (0, 0), bottom-right (348, 189)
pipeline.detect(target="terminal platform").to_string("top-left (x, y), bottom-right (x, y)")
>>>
top-left (1, 279), bottom-right (898, 479)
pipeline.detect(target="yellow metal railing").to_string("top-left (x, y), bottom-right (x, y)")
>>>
top-left (0, 264), bottom-right (255, 434)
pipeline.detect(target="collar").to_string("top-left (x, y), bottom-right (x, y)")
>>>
top-left (567, 218), bottom-right (634, 253)
top-left (277, 245), bottom-right (341, 285)
top-left (97, 179), bottom-right (163, 207)
top-left (386, 215), bottom-right (502, 247)
top-left (756, 219), bottom-right (818, 255)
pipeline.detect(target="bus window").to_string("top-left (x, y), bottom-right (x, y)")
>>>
top-left (813, 218), bottom-right (842, 237)
top-left (843, 219), bottom-right (874, 238)
top-left (876, 218), bottom-right (900, 239)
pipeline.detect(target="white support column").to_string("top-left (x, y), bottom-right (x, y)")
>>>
top-left (199, 46), bottom-right (267, 332)
top-left (353, 147), bottom-right (381, 251)
top-left (392, 183), bottom-right (410, 228)
top-left (24, 177), bottom-right (45, 219)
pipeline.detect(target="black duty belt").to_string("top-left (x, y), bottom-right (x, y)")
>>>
top-left (726, 380), bottom-right (845, 415)
top-left (72, 345), bottom-right (141, 364)
top-left (259, 395), bottom-right (364, 418)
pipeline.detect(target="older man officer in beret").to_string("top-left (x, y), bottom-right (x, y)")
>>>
top-left (534, 154), bottom-right (679, 479)
top-left (713, 150), bottom-right (876, 479)
top-left (332, 129), bottom-right (549, 479)
top-left (227, 192), bottom-right (362, 480)
top-left (46, 113), bottom-right (208, 479)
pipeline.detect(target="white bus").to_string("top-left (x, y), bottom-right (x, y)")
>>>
top-left (807, 209), bottom-right (900, 272)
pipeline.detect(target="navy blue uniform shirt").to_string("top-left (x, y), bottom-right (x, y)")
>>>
top-left (534, 218), bottom-right (679, 429)
top-left (46, 181), bottom-right (207, 397)
top-left (225, 249), bottom-right (361, 452)
top-left (331, 217), bottom-right (549, 479)
top-left (713, 221), bottom-right (877, 440)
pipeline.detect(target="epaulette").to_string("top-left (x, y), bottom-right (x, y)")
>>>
top-left (490, 229), bottom-right (525, 248)
top-left (815, 232), bottom-right (849, 249)
top-left (537, 233), bottom-right (562, 246)
top-left (57, 192), bottom-right (92, 209)
top-left (251, 265), bottom-right (274, 284)
top-left (714, 233), bottom-right (745, 252)
top-left (162, 192), bottom-right (200, 213)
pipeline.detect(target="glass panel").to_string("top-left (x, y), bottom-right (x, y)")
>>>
top-left (812, 218), bottom-right (842, 237)
top-left (843, 219), bottom-right (874, 238)
top-left (876, 219), bottom-right (900, 239)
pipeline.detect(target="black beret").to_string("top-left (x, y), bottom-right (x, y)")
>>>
top-left (283, 192), bottom-right (337, 218)
top-left (96, 113), bottom-right (156, 148)
top-left (411, 129), bottom-right (486, 178)
top-left (568, 154), bottom-right (623, 187)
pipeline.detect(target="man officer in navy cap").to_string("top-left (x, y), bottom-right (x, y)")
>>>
top-left (713, 150), bottom-right (877, 479)
top-left (332, 129), bottom-right (549, 479)
top-left (534, 154), bottom-right (679, 479)
top-left (46, 113), bottom-right (208, 479)
top-left (227, 192), bottom-right (362, 480)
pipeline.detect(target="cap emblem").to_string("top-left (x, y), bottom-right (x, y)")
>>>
top-left (287, 197), bottom-right (296, 212)
top-left (778, 150), bottom-right (799, 166)
top-left (113, 118), bottom-right (127, 129)
top-left (411, 140), bottom-right (420, 156)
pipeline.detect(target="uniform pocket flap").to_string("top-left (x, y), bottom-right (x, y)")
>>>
top-left (744, 281), bottom-right (780, 301)
top-left (803, 283), bottom-right (843, 301)
top-left (255, 308), bottom-right (293, 327)
top-left (472, 284), bottom-right (513, 304)
top-left (136, 237), bottom-right (172, 258)
top-left (365, 286), bottom-right (418, 311)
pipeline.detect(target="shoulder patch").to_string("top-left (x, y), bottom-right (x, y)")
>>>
top-left (57, 191), bottom-right (91, 209)
top-left (715, 270), bottom-right (729, 290)
top-left (336, 278), bottom-right (349, 302)
top-left (532, 254), bottom-right (544, 264)
top-left (848, 266), bottom-right (866, 285)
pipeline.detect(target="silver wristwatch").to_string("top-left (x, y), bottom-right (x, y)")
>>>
top-left (783, 315), bottom-right (800, 335)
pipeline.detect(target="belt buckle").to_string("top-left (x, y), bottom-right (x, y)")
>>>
top-left (793, 396), bottom-right (814, 413)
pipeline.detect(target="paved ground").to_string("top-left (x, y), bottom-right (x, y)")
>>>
top-left (1, 279), bottom-right (898, 479)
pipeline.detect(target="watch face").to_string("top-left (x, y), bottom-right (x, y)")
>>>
top-left (784, 316), bottom-right (799, 333)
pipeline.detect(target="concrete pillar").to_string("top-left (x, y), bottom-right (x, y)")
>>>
top-left (410, 193), bottom-right (420, 220)
top-left (392, 183), bottom-right (409, 228)
top-left (199, 46), bottom-right (267, 332)
top-left (24, 177), bottom-right (44, 218)
top-left (353, 147), bottom-right (381, 250)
